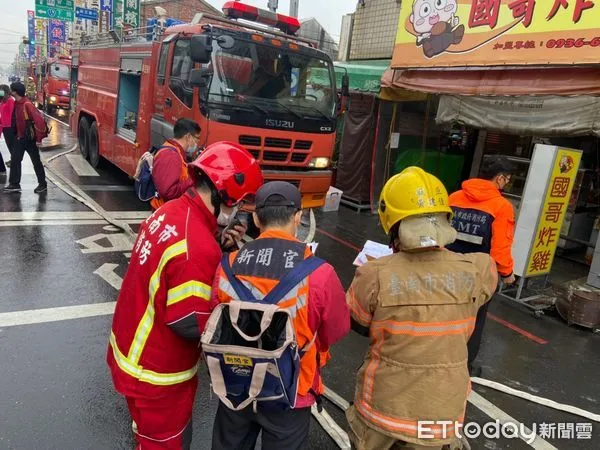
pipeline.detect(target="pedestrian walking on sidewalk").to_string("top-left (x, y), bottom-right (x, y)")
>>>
top-left (0, 85), bottom-right (15, 175)
top-left (346, 167), bottom-right (498, 450)
top-left (206, 181), bottom-right (350, 450)
top-left (3, 82), bottom-right (47, 194)
top-left (447, 156), bottom-right (517, 376)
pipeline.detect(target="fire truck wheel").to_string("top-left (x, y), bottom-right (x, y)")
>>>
top-left (78, 117), bottom-right (90, 159)
top-left (88, 122), bottom-right (100, 168)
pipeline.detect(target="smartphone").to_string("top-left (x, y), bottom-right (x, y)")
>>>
top-left (222, 211), bottom-right (250, 235)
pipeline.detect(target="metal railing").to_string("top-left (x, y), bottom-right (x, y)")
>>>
top-left (73, 24), bottom-right (165, 49)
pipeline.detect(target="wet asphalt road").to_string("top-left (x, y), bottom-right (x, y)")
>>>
top-left (0, 115), bottom-right (599, 449)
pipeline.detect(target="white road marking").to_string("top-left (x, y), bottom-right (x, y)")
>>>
top-left (468, 390), bottom-right (558, 450)
top-left (0, 302), bottom-right (116, 328)
top-left (77, 232), bottom-right (133, 254)
top-left (0, 211), bottom-right (150, 221)
top-left (0, 219), bottom-right (145, 227)
top-left (66, 154), bottom-right (100, 177)
top-left (94, 263), bottom-right (124, 290)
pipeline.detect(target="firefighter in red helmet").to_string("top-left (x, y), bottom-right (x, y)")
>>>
top-left (107, 142), bottom-right (263, 450)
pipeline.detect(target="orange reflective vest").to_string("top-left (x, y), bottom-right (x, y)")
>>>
top-left (212, 230), bottom-right (350, 405)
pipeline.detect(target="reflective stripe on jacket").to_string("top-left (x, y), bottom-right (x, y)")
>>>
top-left (211, 229), bottom-right (350, 408)
top-left (447, 179), bottom-right (515, 277)
top-left (347, 249), bottom-right (497, 446)
top-left (108, 189), bottom-right (221, 399)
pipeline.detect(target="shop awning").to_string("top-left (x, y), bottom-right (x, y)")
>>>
top-left (334, 60), bottom-right (389, 93)
top-left (311, 60), bottom-right (389, 94)
top-left (380, 67), bottom-right (600, 97)
top-left (437, 95), bottom-right (600, 137)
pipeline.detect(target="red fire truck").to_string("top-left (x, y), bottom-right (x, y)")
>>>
top-left (37, 55), bottom-right (72, 113)
top-left (71, 2), bottom-right (344, 208)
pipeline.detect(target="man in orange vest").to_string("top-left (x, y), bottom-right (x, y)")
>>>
top-left (447, 156), bottom-right (516, 376)
top-left (346, 167), bottom-right (498, 450)
top-left (209, 181), bottom-right (350, 449)
top-left (108, 142), bottom-right (263, 449)
top-left (150, 119), bottom-right (202, 210)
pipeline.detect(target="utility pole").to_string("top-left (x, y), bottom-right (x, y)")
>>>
top-left (267, 0), bottom-right (299, 18)
top-left (289, 0), bottom-right (299, 18)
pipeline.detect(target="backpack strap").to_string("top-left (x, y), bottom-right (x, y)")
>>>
top-left (221, 254), bottom-right (257, 301)
top-left (154, 144), bottom-right (178, 153)
top-left (263, 256), bottom-right (326, 305)
top-left (154, 145), bottom-right (180, 158)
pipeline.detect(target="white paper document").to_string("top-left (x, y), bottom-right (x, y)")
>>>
top-left (353, 240), bottom-right (393, 266)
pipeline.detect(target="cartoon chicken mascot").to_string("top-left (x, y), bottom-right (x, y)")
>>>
top-left (410, 0), bottom-right (465, 58)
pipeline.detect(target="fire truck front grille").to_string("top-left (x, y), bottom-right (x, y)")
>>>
top-left (294, 140), bottom-right (312, 150)
top-left (291, 153), bottom-right (308, 163)
top-left (239, 135), bottom-right (261, 147)
top-left (248, 150), bottom-right (260, 160)
top-left (263, 151), bottom-right (288, 162)
top-left (265, 138), bottom-right (292, 149)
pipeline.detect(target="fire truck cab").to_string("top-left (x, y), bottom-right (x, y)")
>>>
top-left (72, 2), bottom-right (340, 208)
top-left (38, 56), bottom-right (72, 113)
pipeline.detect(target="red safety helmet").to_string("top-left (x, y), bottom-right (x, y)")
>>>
top-left (188, 141), bottom-right (263, 207)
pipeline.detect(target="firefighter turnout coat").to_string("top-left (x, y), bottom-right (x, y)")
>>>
top-left (347, 249), bottom-right (498, 446)
top-left (108, 188), bottom-right (221, 400)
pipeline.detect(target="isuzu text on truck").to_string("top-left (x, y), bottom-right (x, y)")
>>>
top-left (71, 2), bottom-right (346, 209)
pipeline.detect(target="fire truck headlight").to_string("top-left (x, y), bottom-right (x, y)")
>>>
top-left (49, 96), bottom-right (57, 104)
top-left (309, 157), bottom-right (330, 169)
top-left (61, 90), bottom-right (69, 96)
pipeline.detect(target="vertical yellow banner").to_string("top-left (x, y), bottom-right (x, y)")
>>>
top-left (526, 149), bottom-right (582, 276)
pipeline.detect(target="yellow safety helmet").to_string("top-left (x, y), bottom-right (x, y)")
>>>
top-left (378, 166), bottom-right (453, 234)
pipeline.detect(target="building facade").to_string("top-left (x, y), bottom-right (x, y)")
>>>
top-left (140, 0), bottom-right (221, 25)
top-left (338, 14), bottom-right (354, 62)
top-left (298, 18), bottom-right (338, 60)
top-left (349, 0), bottom-right (401, 60)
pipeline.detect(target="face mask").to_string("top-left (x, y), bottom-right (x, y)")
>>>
top-left (0, 92), bottom-right (4, 99)
top-left (186, 143), bottom-right (198, 160)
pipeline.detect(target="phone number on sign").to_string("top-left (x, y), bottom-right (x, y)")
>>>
top-left (546, 38), bottom-right (600, 49)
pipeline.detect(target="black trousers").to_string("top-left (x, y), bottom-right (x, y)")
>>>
top-left (211, 401), bottom-right (311, 450)
top-left (9, 137), bottom-right (46, 186)
top-left (467, 300), bottom-right (491, 368)
top-left (0, 144), bottom-right (5, 172)
top-left (0, 127), bottom-right (16, 173)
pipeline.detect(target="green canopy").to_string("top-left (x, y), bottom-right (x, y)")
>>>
top-left (310, 59), bottom-right (390, 94)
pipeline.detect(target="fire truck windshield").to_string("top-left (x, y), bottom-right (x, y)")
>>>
top-left (206, 39), bottom-right (336, 122)
top-left (50, 63), bottom-right (70, 81)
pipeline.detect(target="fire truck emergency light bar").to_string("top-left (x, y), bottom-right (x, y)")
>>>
top-left (222, 1), bottom-right (301, 35)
